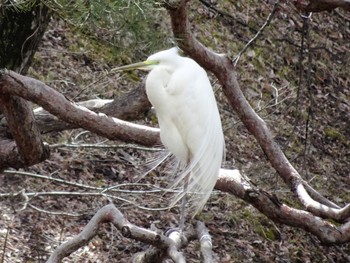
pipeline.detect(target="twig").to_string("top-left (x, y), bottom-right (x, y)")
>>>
top-left (3, 170), bottom-right (100, 190)
top-left (49, 142), bottom-right (162, 152)
top-left (17, 189), bottom-right (29, 211)
top-left (0, 188), bottom-right (173, 212)
top-left (0, 226), bottom-right (10, 263)
top-left (233, 0), bottom-right (280, 66)
top-left (28, 204), bottom-right (80, 217)
top-left (2, 169), bottom-right (173, 195)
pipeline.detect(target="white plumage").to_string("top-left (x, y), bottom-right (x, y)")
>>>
top-left (114, 47), bottom-right (225, 218)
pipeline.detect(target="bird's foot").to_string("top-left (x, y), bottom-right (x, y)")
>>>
top-left (165, 227), bottom-right (187, 245)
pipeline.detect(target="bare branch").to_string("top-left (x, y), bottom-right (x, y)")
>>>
top-left (33, 80), bottom-right (151, 134)
top-left (293, 0), bottom-right (350, 12)
top-left (234, 0), bottom-right (280, 66)
top-left (216, 169), bottom-right (350, 245)
top-left (0, 70), bottom-right (160, 146)
top-left (47, 204), bottom-right (184, 263)
top-left (0, 90), bottom-right (49, 169)
top-left (1, 170), bottom-right (177, 212)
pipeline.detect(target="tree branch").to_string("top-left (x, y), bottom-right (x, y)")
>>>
top-left (3, 168), bottom-right (350, 245)
top-left (0, 139), bottom-right (27, 169)
top-left (293, 0), bottom-right (350, 12)
top-left (0, 80), bottom-right (49, 169)
top-left (216, 169), bottom-right (350, 245)
top-left (0, 70), bottom-right (160, 147)
top-left (33, 80), bottom-right (151, 134)
top-left (47, 204), bottom-right (185, 263)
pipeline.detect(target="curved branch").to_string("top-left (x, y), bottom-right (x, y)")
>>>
top-left (165, 0), bottom-right (350, 222)
top-left (0, 70), bottom-right (160, 147)
top-left (0, 89), bottom-right (49, 169)
top-left (47, 204), bottom-right (184, 263)
top-left (216, 169), bottom-right (350, 245)
top-left (0, 139), bottom-right (28, 170)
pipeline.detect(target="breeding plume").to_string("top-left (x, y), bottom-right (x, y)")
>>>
top-left (113, 47), bottom-right (225, 223)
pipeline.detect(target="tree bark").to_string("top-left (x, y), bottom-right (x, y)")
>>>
top-left (0, 71), bottom-right (161, 147)
top-left (294, 0), bottom-right (350, 12)
top-left (33, 81), bottom-right (151, 134)
top-left (0, 93), bottom-right (49, 169)
top-left (0, 1), bottom-right (52, 74)
top-left (0, 1), bottom-right (52, 169)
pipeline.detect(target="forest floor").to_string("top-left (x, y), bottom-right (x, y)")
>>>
top-left (1, 1), bottom-right (350, 262)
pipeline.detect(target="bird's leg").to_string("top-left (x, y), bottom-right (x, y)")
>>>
top-left (178, 161), bottom-right (190, 234)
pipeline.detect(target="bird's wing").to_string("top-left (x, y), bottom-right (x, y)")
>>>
top-left (167, 64), bottom-right (225, 216)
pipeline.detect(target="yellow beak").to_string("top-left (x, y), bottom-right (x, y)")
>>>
top-left (111, 60), bottom-right (158, 72)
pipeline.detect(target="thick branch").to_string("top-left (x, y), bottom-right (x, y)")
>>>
top-left (294, 0), bottom-right (350, 12)
top-left (0, 93), bottom-right (49, 168)
top-left (0, 70), bottom-right (160, 147)
top-left (33, 81), bottom-right (151, 134)
top-left (216, 169), bottom-right (350, 245)
top-left (0, 139), bottom-right (27, 169)
top-left (165, 0), bottom-right (350, 222)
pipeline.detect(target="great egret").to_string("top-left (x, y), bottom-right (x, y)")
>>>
top-left (113, 47), bottom-right (225, 228)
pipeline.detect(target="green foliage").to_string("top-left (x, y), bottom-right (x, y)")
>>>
top-left (1, 0), bottom-right (38, 13)
top-left (44, 0), bottom-right (171, 62)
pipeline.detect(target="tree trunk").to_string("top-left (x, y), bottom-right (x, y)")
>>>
top-left (0, 2), bottom-right (52, 170)
top-left (0, 1), bottom-right (52, 74)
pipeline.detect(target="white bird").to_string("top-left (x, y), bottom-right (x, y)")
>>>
top-left (113, 47), bottom-right (225, 227)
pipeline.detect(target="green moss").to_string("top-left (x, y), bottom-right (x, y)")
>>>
top-left (67, 31), bottom-right (118, 64)
top-left (255, 223), bottom-right (279, 241)
top-left (196, 211), bottom-right (214, 222)
top-left (324, 127), bottom-right (346, 142)
top-left (277, 66), bottom-right (291, 78)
